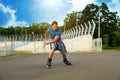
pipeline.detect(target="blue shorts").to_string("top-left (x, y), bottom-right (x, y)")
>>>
top-left (50, 41), bottom-right (67, 53)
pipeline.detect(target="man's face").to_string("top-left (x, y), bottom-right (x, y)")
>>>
top-left (52, 24), bottom-right (58, 31)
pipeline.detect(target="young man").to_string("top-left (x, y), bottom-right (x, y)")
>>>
top-left (44, 21), bottom-right (71, 68)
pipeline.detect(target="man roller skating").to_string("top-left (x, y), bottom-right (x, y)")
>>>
top-left (44, 21), bottom-right (72, 68)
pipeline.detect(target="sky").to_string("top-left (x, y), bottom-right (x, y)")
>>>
top-left (0, 0), bottom-right (120, 27)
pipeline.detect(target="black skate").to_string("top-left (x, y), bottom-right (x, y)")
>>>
top-left (46, 58), bottom-right (52, 69)
top-left (63, 58), bottom-right (72, 66)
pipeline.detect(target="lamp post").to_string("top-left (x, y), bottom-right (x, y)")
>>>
top-left (76, 12), bottom-right (81, 27)
top-left (98, 6), bottom-right (101, 38)
top-left (76, 12), bottom-right (78, 27)
top-left (97, 6), bottom-right (102, 51)
top-left (14, 27), bottom-right (16, 41)
top-left (75, 12), bottom-right (82, 37)
top-left (32, 32), bottom-right (35, 53)
top-left (26, 27), bottom-right (28, 41)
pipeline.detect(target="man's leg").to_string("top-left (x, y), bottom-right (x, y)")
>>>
top-left (48, 48), bottom-right (56, 58)
top-left (61, 52), bottom-right (67, 59)
top-left (61, 52), bottom-right (72, 65)
top-left (47, 48), bottom-right (56, 67)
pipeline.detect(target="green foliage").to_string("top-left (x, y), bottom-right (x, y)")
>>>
top-left (102, 44), bottom-right (112, 49)
top-left (0, 22), bottom-right (50, 35)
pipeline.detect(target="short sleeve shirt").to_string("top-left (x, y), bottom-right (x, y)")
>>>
top-left (48, 26), bottom-right (62, 41)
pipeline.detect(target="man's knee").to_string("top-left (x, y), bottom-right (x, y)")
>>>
top-left (51, 48), bottom-right (56, 51)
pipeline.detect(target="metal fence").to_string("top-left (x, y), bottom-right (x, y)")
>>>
top-left (61, 20), bottom-right (96, 40)
top-left (0, 20), bottom-right (102, 56)
top-left (0, 40), bottom-right (14, 56)
top-left (0, 34), bottom-right (48, 41)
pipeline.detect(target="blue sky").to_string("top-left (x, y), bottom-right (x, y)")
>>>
top-left (0, 0), bottom-right (120, 27)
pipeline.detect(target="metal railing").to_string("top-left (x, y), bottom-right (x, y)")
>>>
top-left (61, 20), bottom-right (96, 40)
top-left (0, 20), bottom-right (102, 55)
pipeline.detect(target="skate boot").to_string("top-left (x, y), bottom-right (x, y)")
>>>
top-left (46, 58), bottom-right (52, 69)
top-left (63, 58), bottom-right (72, 66)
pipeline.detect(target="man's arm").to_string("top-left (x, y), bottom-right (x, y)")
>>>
top-left (44, 36), bottom-right (60, 45)
top-left (49, 36), bottom-right (60, 43)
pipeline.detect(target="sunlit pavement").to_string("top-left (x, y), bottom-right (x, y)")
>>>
top-left (0, 52), bottom-right (120, 80)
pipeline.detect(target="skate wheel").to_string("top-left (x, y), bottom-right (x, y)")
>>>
top-left (46, 65), bottom-right (51, 69)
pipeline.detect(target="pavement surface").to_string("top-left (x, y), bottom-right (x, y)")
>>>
top-left (0, 52), bottom-right (120, 80)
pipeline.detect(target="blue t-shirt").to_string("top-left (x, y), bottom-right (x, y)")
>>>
top-left (48, 26), bottom-right (62, 41)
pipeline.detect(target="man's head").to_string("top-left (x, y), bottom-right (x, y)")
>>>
top-left (52, 21), bottom-right (58, 31)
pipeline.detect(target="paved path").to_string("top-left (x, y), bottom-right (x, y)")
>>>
top-left (0, 52), bottom-right (120, 80)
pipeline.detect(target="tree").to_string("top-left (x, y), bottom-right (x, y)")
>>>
top-left (63, 11), bottom-right (77, 31)
top-left (63, 3), bottom-right (120, 47)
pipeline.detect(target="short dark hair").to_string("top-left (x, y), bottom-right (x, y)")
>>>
top-left (52, 21), bottom-right (58, 26)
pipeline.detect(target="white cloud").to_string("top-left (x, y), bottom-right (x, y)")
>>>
top-left (31, 0), bottom-right (98, 26)
top-left (108, 0), bottom-right (120, 16)
top-left (68, 0), bottom-right (95, 11)
top-left (66, 0), bottom-right (120, 18)
top-left (31, 0), bottom-right (72, 26)
top-left (0, 3), bottom-right (28, 27)
top-left (32, 0), bottom-right (120, 26)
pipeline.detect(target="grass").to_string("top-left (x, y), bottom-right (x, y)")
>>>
top-left (103, 44), bottom-right (120, 49)
top-left (102, 49), bottom-right (120, 53)
top-left (0, 51), bottom-right (33, 58)
top-left (0, 49), bottom-right (120, 58)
